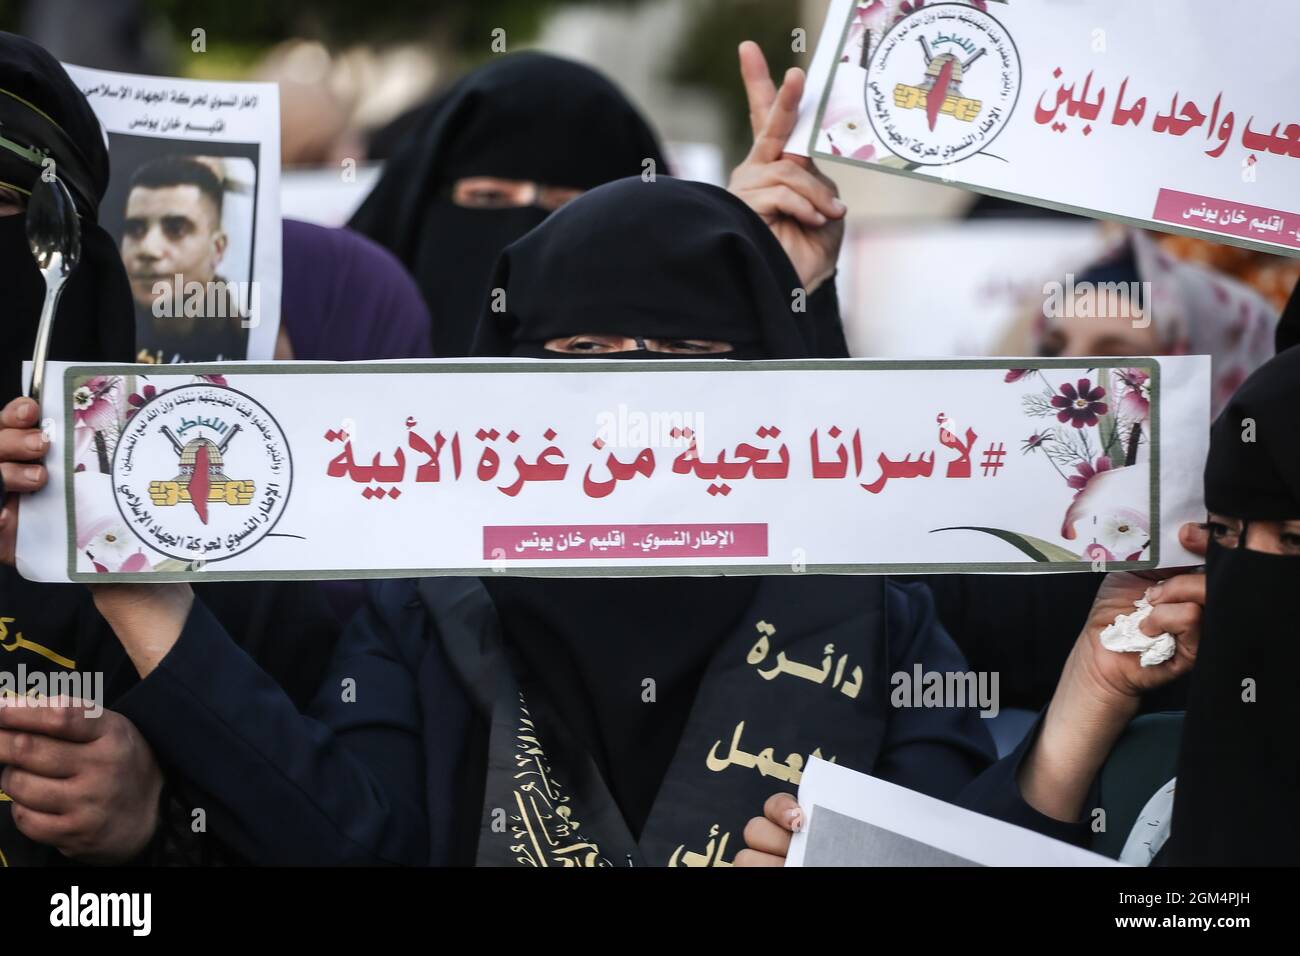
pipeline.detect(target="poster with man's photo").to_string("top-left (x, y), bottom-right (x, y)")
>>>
top-left (64, 64), bottom-right (281, 364)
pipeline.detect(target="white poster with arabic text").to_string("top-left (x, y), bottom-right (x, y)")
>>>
top-left (794, 0), bottom-right (1300, 256)
top-left (17, 356), bottom-right (1209, 583)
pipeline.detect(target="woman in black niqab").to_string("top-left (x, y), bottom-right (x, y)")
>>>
top-left (472, 177), bottom-right (810, 837)
top-left (0, 31), bottom-right (137, 867)
top-left (349, 53), bottom-right (667, 358)
top-left (456, 178), bottom-right (992, 853)
top-left (1165, 343), bottom-right (1300, 865)
top-left (0, 33), bottom-right (340, 867)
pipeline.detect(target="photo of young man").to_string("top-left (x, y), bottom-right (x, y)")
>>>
top-left (120, 155), bottom-right (252, 363)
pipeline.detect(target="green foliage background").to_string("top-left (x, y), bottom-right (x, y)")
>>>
top-left (0, 0), bottom-right (808, 154)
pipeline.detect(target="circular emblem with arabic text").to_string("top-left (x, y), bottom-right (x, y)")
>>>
top-left (111, 384), bottom-right (292, 562)
top-left (865, 3), bottom-right (1021, 166)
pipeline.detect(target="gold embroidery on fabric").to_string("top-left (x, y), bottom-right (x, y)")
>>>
top-left (705, 720), bottom-right (836, 784)
top-left (746, 622), bottom-right (864, 698)
top-left (0, 616), bottom-right (77, 670)
top-left (507, 693), bottom-right (607, 867)
top-left (668, 823), bottom-right (734, 867)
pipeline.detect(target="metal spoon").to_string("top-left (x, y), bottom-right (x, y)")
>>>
top-left (25, 176), bottom-right (82, 406)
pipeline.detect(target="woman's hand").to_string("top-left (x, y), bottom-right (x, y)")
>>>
top-left (735, 791), bottom-right (804, 866)
top-left (728, 41), bottom-right (846, 293)
top-left (1017, 521), bottom-right (1206, 822)
top-left (0, 396), bottom-right (50, 567)
top-left (1068, 568), bottom-right (1204, 704)
top-left (0, 393), bottom-right (193, 676)
top-left (0, 699), bottom-right (163, 863)
top-left (90, 583), bottom-right (194, 678)
top-left (1065, 521), bottom-right (1207, 705)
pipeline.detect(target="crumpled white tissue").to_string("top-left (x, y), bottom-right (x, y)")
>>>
top-left (1099, 596), bottom-right (1176, 667)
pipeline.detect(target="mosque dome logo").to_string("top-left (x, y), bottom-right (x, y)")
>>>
top-left (111, 382), bottom-right (292, 562)
top-left (864, 2), bottom-right (1021, 166)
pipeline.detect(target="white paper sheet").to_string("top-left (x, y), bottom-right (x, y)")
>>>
top-left (787, 757), bottom-right (1121, 866)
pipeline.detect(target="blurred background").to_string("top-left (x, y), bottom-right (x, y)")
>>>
top-left (4, 0), bottom-right (1295, 356)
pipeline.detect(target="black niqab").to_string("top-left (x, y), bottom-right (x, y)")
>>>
top-left (472, 176), bottom-right (813, 360)
top-left (349, 53), bottom-right (666, 358)
top-left (472, 177), bottom-right (811, 836)
top-left (1168, 345), bottom-right (1300, 864)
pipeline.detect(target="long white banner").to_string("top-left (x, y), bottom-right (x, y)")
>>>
top-left (794, 0), bottom-right (1300, 256)
top-left (17, 357), bottom-right (1208, 582)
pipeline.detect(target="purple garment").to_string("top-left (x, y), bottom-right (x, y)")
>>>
top-left (280, 220), bottom-right (433, 622)
top-left (280, 218), bottom-right (433, 361)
